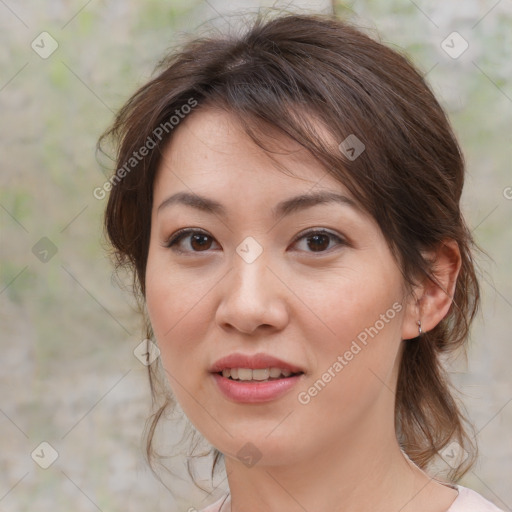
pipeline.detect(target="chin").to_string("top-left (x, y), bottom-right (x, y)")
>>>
top-left (209, 425), bottom-right (308, 467)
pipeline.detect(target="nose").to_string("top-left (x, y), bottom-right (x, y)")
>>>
top-left (215, 257), bottom-right (290, 335)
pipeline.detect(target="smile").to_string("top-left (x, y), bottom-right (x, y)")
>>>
top-left (219, 367), bottom-right (302, 381)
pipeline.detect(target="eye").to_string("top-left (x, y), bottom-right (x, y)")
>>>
top-left (164, 228), bottom-right (219, 253)
top-left (164, 228), bottom-right (347, 254)
top-left (291, 229), bottom-right (347, 253)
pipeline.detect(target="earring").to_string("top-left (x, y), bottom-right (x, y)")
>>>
top-left (417, 320), bottom-right (422, 336)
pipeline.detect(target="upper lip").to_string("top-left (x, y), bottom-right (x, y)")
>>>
top-left (210, 353), bottom-right (305, 374)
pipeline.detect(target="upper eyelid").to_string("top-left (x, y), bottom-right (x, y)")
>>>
top-left (164, 227), bottom-right (212, 245)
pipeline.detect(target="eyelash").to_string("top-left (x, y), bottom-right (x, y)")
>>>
top-left (163, 228), bottom-right (348, 255)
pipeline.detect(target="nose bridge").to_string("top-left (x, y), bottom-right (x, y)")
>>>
top-left (231, 233), bottom-right (274, 295)
top-left (231, 252), bottom-right (269, 300)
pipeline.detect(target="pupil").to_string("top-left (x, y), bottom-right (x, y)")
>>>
top-left (191, 234), bottom-right (211, 251)
top-left (308, 234), bottom-right (329, 251)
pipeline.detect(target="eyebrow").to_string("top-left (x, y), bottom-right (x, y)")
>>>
top-left (156, 190), bottom-right (357, 218)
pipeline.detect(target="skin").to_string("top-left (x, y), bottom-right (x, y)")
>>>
top-left (145, 107), bottom-right (461, 512)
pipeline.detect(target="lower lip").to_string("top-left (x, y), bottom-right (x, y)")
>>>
top-left (212, 373), bottom-right (303, 403)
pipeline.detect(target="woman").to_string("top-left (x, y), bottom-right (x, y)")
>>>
top-left (99, 12), bottom-right (503, 512)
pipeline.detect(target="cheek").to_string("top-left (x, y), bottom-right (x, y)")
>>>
top-left (145, 258), bottom-right (213, 376)
top-left (145, 249), bottom-right (215, 330)
top-left (299, 267), bottom-right (403, 349)
top-left (295, 269), bottom-right (404, 407)
top-left (145, 269), bottom-right (214, 424)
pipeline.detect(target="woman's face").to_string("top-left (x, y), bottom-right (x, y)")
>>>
top-left (145, 108), bottom-right (415, 466)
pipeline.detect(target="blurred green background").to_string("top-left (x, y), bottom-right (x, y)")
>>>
top-left (1, 1), bottom-right (511, 511)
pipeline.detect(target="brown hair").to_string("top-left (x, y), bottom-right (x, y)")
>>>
top-left (98, 12), bottom-right (480, 483)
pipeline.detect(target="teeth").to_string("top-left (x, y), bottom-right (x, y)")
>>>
top-left (252, 368), bottom-right (269, 381)
top-left (238, 368), bottom-right (253, 381)
top-left (269, 367), bottom-right (282, 378)
top-left (220, 367), bottom-right (298, 381)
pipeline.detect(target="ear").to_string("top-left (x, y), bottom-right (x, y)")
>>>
top-left (401, 239), bottom-right (461, 340)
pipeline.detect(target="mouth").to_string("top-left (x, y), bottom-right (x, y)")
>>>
top-left (209, 353), bottom-right (306, 402)
top-left (216, 367), bottom-right (304, 382)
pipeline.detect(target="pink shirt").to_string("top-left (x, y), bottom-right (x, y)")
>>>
top-left (198, 486), bottom-right (504, 511)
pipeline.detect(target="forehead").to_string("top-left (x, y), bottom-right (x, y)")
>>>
top-left (153, 107), bottom-right (348, 198)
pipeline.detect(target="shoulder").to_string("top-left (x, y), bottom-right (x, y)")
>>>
top-left (195, 494), bottom-right (230, 512)
top-left (447, 485), bottom-right (504, 511)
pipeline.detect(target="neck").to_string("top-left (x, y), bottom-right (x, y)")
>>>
top-left (222, 408), bottom-right (454, 512)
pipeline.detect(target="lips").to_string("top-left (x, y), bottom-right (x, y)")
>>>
top-left (209, 353), bottom-right (305, 403)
